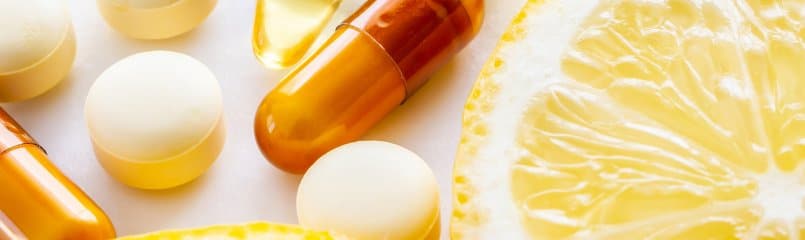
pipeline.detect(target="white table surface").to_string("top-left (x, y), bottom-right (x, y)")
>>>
top-left (3, 0), bottom-right (525, 238)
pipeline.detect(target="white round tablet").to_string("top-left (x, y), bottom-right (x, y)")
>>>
top-left (0, 0), bottom-right (75, 102)
top-left (86, 51), bottom-right (225, 189)
top-left (97, 0), bottom-right (217, 39)
top-left (297, 141), bottom-right (440, 240)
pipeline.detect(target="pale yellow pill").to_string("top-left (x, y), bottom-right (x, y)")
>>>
top-left (0, 0), bottom-right (75, 102)
top-left (97, 0), bottom-right (217, 39)
top-left (86, 51), bottom-right (225, 190)
top-left (297, 141), bottom-right (440, 240)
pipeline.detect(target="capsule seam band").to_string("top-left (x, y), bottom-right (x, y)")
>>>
top-left (336, 23), bottom-right (411, 103)
top-left (0, 143), bottom-right (46, 156)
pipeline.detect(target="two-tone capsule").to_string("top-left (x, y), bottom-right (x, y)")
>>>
top-left (0, 108), bottom-right (115, 239)
top-left (255, 0), bottom-right (484, 173)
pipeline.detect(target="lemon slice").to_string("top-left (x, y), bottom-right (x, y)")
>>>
top-left (117, 222), bottom-right (343, 239)
top-left (452, 0), bottom-right (805, 239)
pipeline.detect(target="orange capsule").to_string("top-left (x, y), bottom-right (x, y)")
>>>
top-left (255, 0), bottom-right (484, 173)
top-left (0, 211), bottom-right (25, 240)
top-left (0, 108), bottom-right (115, 239)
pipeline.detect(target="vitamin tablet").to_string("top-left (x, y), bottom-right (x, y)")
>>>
top-left (297, 141), bottom-right (439, 239)
top-left (0, 0), bottom-right (75, 102)
top-left (86, 51), bottom-right (225, 189)
top-left (97, 0), bottom-right (217, 39)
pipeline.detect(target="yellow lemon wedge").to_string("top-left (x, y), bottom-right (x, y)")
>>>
top-left (452, 0), bottom-right (805, 239)
top-left (117, 222), bottom-right (343, 239)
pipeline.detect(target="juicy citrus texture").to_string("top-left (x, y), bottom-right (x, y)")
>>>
top-left (117, 222), bottom-right (341, 240)
top-left (453, 0), bottom-right (805, 239)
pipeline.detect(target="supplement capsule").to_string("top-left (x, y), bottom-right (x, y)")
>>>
top-left (0, 211), bottom-right (25, 240)
top-left (255, 0), bottom-right (484, 173)
top-left (252, 0), bottom-right (342, 69)
top-left (0, 108), bottom-right (115, 239)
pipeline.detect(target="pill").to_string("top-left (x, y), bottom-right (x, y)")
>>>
top-left (97, 0), bottom-right (217, 39)
top-left (0, 0), bottom-right (75, 102)
top-left (254, 0), bottom-right (485, 173)
top-left (0, 108), bottom-right (115, 239)
top-left (252, 0), bottom-right (341, 69)
top-left (86, 51), bottom-right (225, 189)
top-left (297, 141), bottom-right (440, 240)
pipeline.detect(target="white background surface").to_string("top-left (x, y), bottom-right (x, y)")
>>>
top-left (4, 0), bottom-right (525, 237)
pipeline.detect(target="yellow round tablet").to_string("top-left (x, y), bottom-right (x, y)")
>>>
top-left (0, 0), bottom-right (75, 102)
top-left (86, 51), bottom-right (225, 190)
top-left (297, 141), bottom-right (440, 240)
top-left (97, 0), bottom-right (217, 39)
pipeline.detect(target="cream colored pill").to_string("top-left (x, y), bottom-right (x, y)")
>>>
top-left (0, 0), bottom-right (75, 102)
top-left (97, 0), bottom-right (217, 39)
top-left (86, 51), bottom-right (225, 190)
top-left (297, 141), bottom-right (440, 240)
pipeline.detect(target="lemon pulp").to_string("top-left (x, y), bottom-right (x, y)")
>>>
top-left (454, 0), bottom-right (805, 239)
top-left (116, 222), bottom-right (340, 239)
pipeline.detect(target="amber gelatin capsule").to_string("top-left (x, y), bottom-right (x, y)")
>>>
top-left (255, 0), bottom-right (484, 173)
top-left (0, 108), bottom-right (115, 239)
top-left (0, 211), bottom-right (24, 240)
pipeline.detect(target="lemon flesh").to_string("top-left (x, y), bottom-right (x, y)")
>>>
top-left (117, 222), bottom-right (340, 240)
top-left (453, 0), bottom-right (805, 239)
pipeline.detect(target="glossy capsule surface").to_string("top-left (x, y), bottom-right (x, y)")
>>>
top-left (0, 109), bottom-right (115, 239)
top-left (252, 0), bottom-right (341, 69)
top-left (255, 0), bottom-right (484, 173)
top-left (0, 211), bottom-right (24, 240)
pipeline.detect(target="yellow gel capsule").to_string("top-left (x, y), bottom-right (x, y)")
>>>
top-left (252, 0), bottom-right (341, 69)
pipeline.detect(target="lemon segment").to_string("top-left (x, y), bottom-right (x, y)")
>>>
top-left (117, 222), bottom-right (341, 240)
top-left (453, 0), bottom-right (805, 239)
